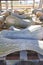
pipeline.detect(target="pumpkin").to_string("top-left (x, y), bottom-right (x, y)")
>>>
top-left (39, 15), bottom-right (43, 21)
top-left (36, 11), bottom-right (43, 18)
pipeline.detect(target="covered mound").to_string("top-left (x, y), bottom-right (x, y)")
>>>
top-left (5, 15), bottom-right (32, 29)
top-left (0, 25), bottom-right (43, 57)
top-left (1, 9), bottom-right (11, 17)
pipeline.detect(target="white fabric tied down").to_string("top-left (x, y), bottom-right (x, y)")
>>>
top-left (0, 25), bottom-right (43, 57)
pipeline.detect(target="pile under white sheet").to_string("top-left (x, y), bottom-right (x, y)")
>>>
top-left (0, 25), bottom-right (43, 57)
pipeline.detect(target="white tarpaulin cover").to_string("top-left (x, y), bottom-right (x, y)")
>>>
top-left (0, 25), bottom-right (43, 57)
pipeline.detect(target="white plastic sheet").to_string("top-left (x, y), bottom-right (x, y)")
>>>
top-left (0, 25), bottom-right (43, 57)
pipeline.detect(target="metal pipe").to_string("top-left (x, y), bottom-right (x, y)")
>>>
top-left (33, 0), bottom-right (35, 9)
top-left (0, 0), bottom-right (1, 15)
